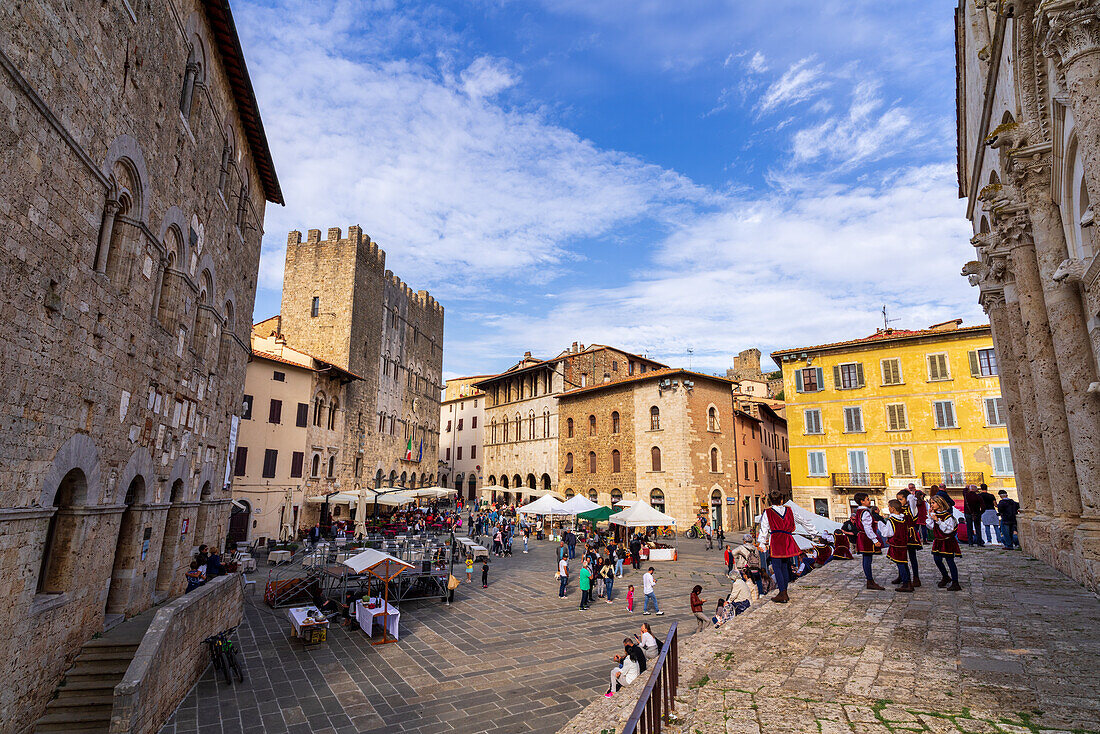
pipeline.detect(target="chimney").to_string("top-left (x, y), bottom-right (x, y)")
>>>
top-left (572, 341), bottom-right (579, 353)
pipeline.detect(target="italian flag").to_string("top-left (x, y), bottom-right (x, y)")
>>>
top-left (404, 439), bottom-right (414, 461)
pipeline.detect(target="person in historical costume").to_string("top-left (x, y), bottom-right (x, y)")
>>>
top-left (850, 492), bottom-right (887, 590)
top-left (812, 534), bottom-right (834, 567)
top-left (880, 499), bottom-right (914, 593)
top-left (832, 525), bottom-right (854, 560)
top-left (895, 488), bottom-right (924, 587)
top-left (926, 494), bottom-right (963, 591)
top-left (756, 491), bottom-right (818, 603)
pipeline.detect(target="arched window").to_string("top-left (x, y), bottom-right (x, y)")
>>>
top-left (179, 39), bottom-right (206, 125)
top-left (708, 406), bottom-right (719, 432)
top-left (311, 454), bottom-right (321, 477)
top-left (37, 468), bottom-right (87, 594)
top-left (542, 473), bottom-right (552, 491)
top-left (565, 452), bottom-right (574, 473)
top-left (611, 411), bottom-right (620, 434)
top-left (650, 488), bottom-right (665, 512)
top-left (610, 488), bottom-right (622, 503)
top-left (710, 447), bottom-right (719, 472)
top-left (488, 475), bottom-right (497, 486)
top-left (612, 449), bottom-right (621, 473)
top-left (400, 471), bottom-right (407, 487)
top-left (651, 446), bottom-right (662, 472)
top-left (514, 413), bottom-right (521, 441)
top-left (565, 488), bottom-right (575, 499)
top-left (588, 451), bottom-right (597, 473)
top-left (588, 415), bottom-right (596, 436)
top-left (527, 474), bottom-right (536, 489)
top-left (501, 475), bottom-right (509, 489)
top-left (544, 410), bottom-right (551, 437)
top-left (389, 470), bottom-right (398, 487)
top-left (529, 410), bottom-right (536, 439)
top-left (313, 396), bottom-right (325, 426)
top-left (327, 456), bottom-right (336, 477)
top-left (328, 399), bottom-right (339, 430)
top-left (1063, 130), bottom-right (1095, 260)
top-left (566, 418), bottom-right (574, 438)
top-left (503, 420), bottom-right (509, 442)
top-left (375, 469), bottom-right (383, 489)
top-left (588, 489), bottom-right (598, 502)
top-left (513, 474), bottom-right (522, 489)
top-left (650, 406), bottom-right (660, 430)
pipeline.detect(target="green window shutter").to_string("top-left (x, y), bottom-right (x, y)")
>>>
top-left (815, 367), bottom-right (824, 391)
top-left (833, 365), bottom-right (842, 389)
top-left (855, 363), bottom-right (865, 387)
top-left (886, 405), bottom-right (897, 431)
top-left (794, 369), bottom-right (804, 392)
top-left (968, 350), bottom-right (980, 377)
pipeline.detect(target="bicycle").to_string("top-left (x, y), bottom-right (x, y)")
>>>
top-left (686, 525), bottom-right (702, 539)
top-left (657, 527), bottom-right (676, 540)
top-left (203, 627), bottom-right (244, 685)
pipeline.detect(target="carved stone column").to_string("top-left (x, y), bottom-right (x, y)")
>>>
top-left (982, 291), bottom-right (1035, 507)
top-left (1003, 218), bottom-right (1081, 525)
top-left (1009, 156), bottom-right (1100, 519)
top-left (1039, 1), bottom-right (1100, 200)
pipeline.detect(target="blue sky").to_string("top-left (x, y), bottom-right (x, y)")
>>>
top-left (236, 0), bottom-right (978, 378)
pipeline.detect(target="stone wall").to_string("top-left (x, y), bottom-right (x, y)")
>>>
top-left (0, 0), bottom-right (276, 727)
top-left (110, 574), bottom-right (245, 734)
top-left (558, 383), bottom-right (637, 503)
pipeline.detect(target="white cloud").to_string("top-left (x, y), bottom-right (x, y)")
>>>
top-left (757, 57), bottom-right (829, 113)
top-left (747, 52), bottom-right (768, 74)
top-left (459, 56), bottom-right (518, 98)
top-left (453, 164), bottom-right (977, 374)
top-left (790, 81), bottom-right (915, 169)
top-left (238, 4), bottom-right (706, 297)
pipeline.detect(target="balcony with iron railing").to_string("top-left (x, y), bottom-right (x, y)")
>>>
top-left (921, 471), bottom-right (984, 488)
top-left (831, 472), bottom-right (887, 489)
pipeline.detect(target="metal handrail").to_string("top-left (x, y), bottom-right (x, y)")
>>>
top-left (622, 622), bottom-right (679, 734)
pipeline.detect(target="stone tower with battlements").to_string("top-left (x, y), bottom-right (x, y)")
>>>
top-left (277, 226), bottom-right (444, 502)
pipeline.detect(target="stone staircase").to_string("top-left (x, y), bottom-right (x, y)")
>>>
top-left (34, 612), bottom-right (155, 734)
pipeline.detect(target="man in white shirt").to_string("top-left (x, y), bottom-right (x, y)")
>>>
top-left (641, 567), bottom-right (664, 615)
top-left (704, 520), bottom-right (714, 550)
top-left (558, 557), bottom-right (568, 598)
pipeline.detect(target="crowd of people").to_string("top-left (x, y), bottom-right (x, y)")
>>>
top-left (185, 543), bottom-right (226, 592)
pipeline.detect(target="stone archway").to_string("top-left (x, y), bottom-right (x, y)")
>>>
top-left (105, 476), bottom-right (145, 618)
top-left (154, 478), bottom-right (187, 598)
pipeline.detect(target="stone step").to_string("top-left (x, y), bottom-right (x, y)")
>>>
top-left (75, 649), bottom-right (137, 663)
top-left (33, 723), bottom-right (108, 734)
top-left (56, 678), bottom-right (121, 693)
top-left (34, 704), bottom-right (112, 726)
top-left (47, 693), bottom-right (114, 709)
top-left (67, 659), bottom-right (131, 678)
top-left (82, 639), bottom-right (140, 653)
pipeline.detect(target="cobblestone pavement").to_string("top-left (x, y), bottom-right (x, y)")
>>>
top-left (160, 537), bottom-right (736, 734)
top-left (562, 545), bottom-right (1100, 734)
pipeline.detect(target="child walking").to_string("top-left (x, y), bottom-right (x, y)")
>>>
top-left (626, 584), bottom-right (635, 613)
top-left (481, 560), bottom-right (489, 588)
top-left (881, 499), bottom-right (914, 593)
top-left (465, 554), bottom-right (474, 583)
top-left (927, 494), bottom-right (963, 590)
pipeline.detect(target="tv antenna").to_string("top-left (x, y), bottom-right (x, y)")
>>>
top-left (686, 347), bottom-right (694, 370)
top-left (882, 305), bottom-right (900, 330)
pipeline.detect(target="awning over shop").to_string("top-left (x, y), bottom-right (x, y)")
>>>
top-left (577, 505), bottom-right (622, 522)
top-left (610, 500), bottom-right (677, 527)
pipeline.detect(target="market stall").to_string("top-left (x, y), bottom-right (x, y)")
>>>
top-left (610, 501), bottom-right (678, 561)
top-left (341, 548), bottom-right (413, 645)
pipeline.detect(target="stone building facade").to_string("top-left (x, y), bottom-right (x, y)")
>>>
top-left (729, 398), bottom-right (790, 529)
top-left (439, 377), bottom-right (488, 501)
top-left (956, 0), bottom-right (1100, 590)
top-left (557, 369), bottom-right (742, 531)
top-left (0, 0), bottom-right (280, 729)
top-left (264, 226), bottom-right (444, 509)
top-left (474, 344), bottom-right (665, 505)
top-left (231, 331), bottom-right (358, 543)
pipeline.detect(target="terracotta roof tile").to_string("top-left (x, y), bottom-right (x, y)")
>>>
top-left (771, 323), bottom-right (990, 360)
top-left (558, 368), bottom-right (733, 399)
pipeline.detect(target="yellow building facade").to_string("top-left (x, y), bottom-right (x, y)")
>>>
top-left (772, 320), bottom-right (1016, 523)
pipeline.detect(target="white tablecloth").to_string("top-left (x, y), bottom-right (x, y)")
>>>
top-left (355, 598), bottom-right (400, 640)
top-left (269, 550), bottom-right (291, 564)
top-left (287, 606), bottom-right (327, 636)
top-left (648, 547), bottom-right (676, 561)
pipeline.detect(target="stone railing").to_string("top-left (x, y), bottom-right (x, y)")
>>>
top-left (109, 574), bottom-right (244, 734)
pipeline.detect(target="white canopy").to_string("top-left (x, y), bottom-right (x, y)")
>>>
top-left (359, 491), bottom-right (419, 507)
top-left (754, 501), bottom-right (843, 551)
top-left (609, 500), bottom-right (677, 527)
top-left (517, 494), bottom-right (565, 515)
top-left (399, 486), bottom-right (457, 499)
top-left (306, 492), bottom-right (360, 504)
top-left (613, 500), bottom-right (638, 508)
top-left (340, 548), bottom-right (414, 575)
top-left (559, 495), bottom-right (601, 515)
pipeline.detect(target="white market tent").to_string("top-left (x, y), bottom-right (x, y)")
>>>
top-left (306, 492), bottom-right (362, 505)
top-left (517, 494), bottom-right (565, 515)
top-left (613, 500), bottom-right (638, 509)
top-left (754, 500), bottom-right (843, 551)
top-left (340, 548), bottom-right (415, 575)
top-left (610, 500), bottom-right (677, 527)
top-left (558, 495), bottom-right (601, 516)
top-left (399, 486), bottom-right (457, 499)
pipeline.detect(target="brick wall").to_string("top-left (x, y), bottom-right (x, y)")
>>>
top-left (558, 384), bottom-right (636, 503)
top-left (109, 574), bottom-right (244, 734)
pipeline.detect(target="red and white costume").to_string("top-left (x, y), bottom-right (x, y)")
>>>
top-left (832, 530), bottom-right (854, 560)
top-left (757, 504), bottom-right (817, 559)
top-left (902, 496), bottom-right (924, 548)
top-left (927, 510), bottom-right (962, 557)
top-left (851, 506), bottom-right (882, 555)
top-left (881, 514), bottom-right (909, 563)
